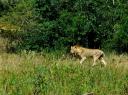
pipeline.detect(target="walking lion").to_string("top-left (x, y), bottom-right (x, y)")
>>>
top-left (70, 45), bottom-right (107, 66)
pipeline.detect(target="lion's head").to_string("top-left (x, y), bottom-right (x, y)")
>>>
top-left (70, 45), bottom-right (81, 54)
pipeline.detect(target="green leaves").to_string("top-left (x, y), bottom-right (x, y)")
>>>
top-left (0, 0), bottom-right (128, 52)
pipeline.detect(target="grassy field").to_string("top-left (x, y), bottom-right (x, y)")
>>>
top-left (0, 50), bottom-right (128, 95)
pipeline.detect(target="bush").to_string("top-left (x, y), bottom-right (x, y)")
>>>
top-left (113, 22), bottom-right (128, 53)
top-left (0, 0), bottom-right (128, 52)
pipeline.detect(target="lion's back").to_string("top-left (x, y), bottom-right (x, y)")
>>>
top-left (81, 48), bottom-right (104, 57)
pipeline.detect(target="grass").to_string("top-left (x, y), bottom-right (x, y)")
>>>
top-left (0, 51), bottom-right (128, 95)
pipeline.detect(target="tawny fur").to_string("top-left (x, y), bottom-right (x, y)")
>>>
top-left (70, 45), bottom-right (107, 66)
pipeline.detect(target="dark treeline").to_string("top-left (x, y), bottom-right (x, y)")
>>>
top-left (0, 0), bottom-right (128, 53)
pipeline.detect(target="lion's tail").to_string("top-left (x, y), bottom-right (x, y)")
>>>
top-left (99, 51), bottom-right (105, 59)
top-left (102, 52), bottom-right (105, 57)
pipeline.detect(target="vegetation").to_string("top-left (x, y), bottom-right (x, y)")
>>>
top-left (0, 0), bottom-right (128, 95)
top-left (0, 51), bottom-right (128, 95)
top-left (0, 0), bottom-right (128, 52)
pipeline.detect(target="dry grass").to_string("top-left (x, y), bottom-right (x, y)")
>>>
top-left (0, 50), bottom-right (127, 95)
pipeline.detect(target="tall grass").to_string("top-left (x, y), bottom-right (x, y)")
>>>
top-left (0, 51), bottom-right (128, 95)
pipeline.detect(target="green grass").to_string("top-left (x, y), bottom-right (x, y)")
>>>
top-left (0, 51), bottom-right (128, 95)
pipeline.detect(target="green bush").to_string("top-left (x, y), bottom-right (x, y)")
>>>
top-left (113, 22), bottom-right (128, 53)
top-left (0, 0), bottom-right (128, 52)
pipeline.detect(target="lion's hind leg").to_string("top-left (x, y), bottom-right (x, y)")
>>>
top-left (100, 57), bottom-right (107, 66)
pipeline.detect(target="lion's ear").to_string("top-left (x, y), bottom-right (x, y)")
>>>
top-left (76, 44), bottom-right (80, 47)
top-left (74, 46), bottom-right (77, 48)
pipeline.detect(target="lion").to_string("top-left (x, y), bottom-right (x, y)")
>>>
top-left (70, 45), bottom-right (107, 66)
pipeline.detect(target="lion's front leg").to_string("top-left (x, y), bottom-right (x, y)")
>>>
top-left (80, 57), bottom-right (86, 64)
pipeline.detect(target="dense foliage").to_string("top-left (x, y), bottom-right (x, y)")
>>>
top-left (0, 0), bottom-right (128, 52)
